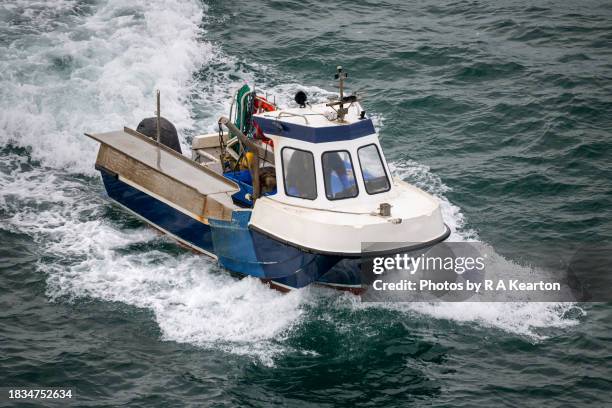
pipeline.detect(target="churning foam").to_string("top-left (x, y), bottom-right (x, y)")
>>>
top-left (0, 0), bottom-right (207, 173)
top-left (0, 0), bottom-right (313, 365)
top-left (43, 234), bottom-right (308, 365)
top-left (387, 159), bottom-right (583, 338)
top-left (0, 0), bottom-right (582, 364)
top-left (1, 150), bottom-right (311, 366)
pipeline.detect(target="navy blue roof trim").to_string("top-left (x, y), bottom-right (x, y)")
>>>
top-left (253, 116), bottom-right (375, 143)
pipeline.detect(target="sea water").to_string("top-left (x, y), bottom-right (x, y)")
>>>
top-left (1, 0), bottom-right (610, 406)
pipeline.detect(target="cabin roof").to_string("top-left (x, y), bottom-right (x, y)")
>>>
top-left (253, 102), bottom-right (375, 143)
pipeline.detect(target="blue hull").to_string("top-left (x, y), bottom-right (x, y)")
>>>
top-left (99, 169), bottom-right (359, 290)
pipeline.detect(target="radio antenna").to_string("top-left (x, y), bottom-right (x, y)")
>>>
top-left (155, 90), bottom-right (161, 143)
top-left (326, 66), bottom-right (357, 122)
top-left (336, 66), bottom-right (348, 121)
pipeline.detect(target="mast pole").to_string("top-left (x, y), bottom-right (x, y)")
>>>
top-left (156, 90), bottom-right (161, 143)
top-left (335, 66), bottom-right (348, 122)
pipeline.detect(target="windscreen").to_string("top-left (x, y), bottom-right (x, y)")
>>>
top-left (358, 144), bottom-right (390, 194)
top-left (322, 150), bottom-right (358, 200)
top-left (282, 147), bottom-right (317, 199)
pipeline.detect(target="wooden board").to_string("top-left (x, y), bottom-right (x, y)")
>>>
top-left (88, 128), bottom-right (238, 221)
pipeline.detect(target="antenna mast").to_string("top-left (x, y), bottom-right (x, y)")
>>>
top-left (156, 90), bottom-right (161, 143)
top-left (336, 66), bottom-right (348, 121)
top-left (326, 66), bottom-right (358, 122)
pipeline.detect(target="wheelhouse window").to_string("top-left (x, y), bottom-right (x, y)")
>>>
top-left (322, 150), bottom-right (358, 200)
top-left (357, 144), bottom-right (390, 194)
top-left (282, 147), bottom-right (317, 200)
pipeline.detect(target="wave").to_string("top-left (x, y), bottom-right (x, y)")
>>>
top-left (0, 0), bottom-right (207, 174)
top-left (387, 159), bottom-right (583, 339)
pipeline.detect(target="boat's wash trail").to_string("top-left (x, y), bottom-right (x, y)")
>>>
top-left (0, 0), bottom-right (206, 172)
top-left (0, 0), bottom-right (314, 365)
top-left (0, 0), bottom-right (582, 365)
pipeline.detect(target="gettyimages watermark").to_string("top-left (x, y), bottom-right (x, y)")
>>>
top-left (359, 242), bottom-right (611, 302)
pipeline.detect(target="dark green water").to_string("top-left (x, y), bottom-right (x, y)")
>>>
top-left (1, 0), bottom-right (611, 406)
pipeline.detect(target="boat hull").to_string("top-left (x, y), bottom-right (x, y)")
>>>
top-left (100, 169), bottom-right (348, 289)
top-left (99, 169), bottom-right (448, 291)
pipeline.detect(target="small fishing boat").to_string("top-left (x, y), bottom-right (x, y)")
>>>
top-left (86, 67), bottom-right (449, 291)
